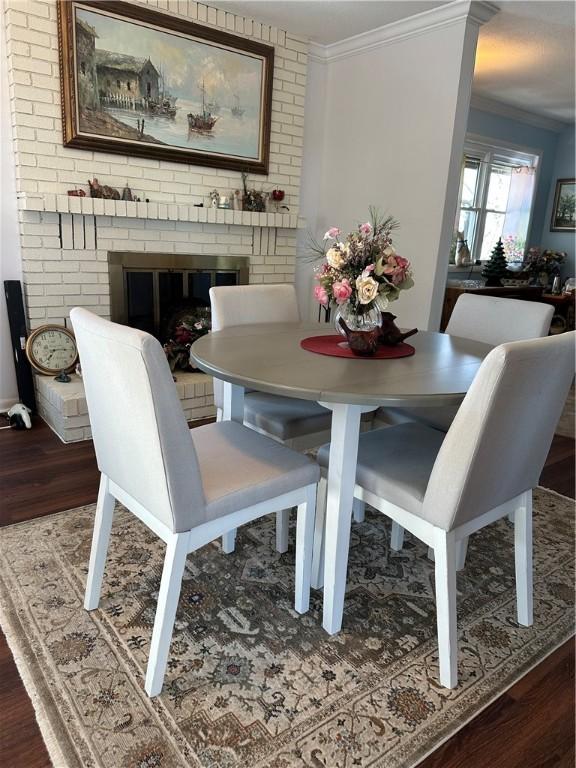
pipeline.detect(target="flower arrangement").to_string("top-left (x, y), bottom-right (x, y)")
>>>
top-left (311, 209), bottom-right (414, 315)
top-left (522, 247), bottom-right (566, 278)
top-left (163, 307), bottom-right (211, 372)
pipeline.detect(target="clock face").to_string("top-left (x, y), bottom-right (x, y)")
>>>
top-left (26, 326), bottom-right (78, 375)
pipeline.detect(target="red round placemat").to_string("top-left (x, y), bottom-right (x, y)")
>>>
top-left (300, 334), bottom-right (415, 359)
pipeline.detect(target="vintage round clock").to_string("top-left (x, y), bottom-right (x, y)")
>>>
top-left (25, 325), bottom-right (78, 375)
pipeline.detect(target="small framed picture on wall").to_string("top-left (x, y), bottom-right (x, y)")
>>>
top-left (550, 178), bottom-right (576, 231)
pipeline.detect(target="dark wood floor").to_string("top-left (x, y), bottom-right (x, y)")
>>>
top-left (0, 419), bottom-right (574, 768)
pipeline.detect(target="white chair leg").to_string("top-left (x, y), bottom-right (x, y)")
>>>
top-left (352, 498), bottom-right (365, 523)
top-left (390, 522), bottom-right (404, 551)
top-left (145, 533), bottom-right (189, 697)
top-left (433, 531), bottom-right (458, 688)
top-left (455, 537), bottom-right (469, 571)
top-left (428, 538), bottom-right (468, 572)
top-left (221, 529), bottom-right (236, 554)
top-left (295, 484), bottom-right (317, 614)
top-left (276, 509), bottom-right (290, 553)
top-left (514, 491), bottom-right (533, 627)
top-left (311, 476), bottom-right (327, 590)
top-left (84, 474), bottom-right (115, 611)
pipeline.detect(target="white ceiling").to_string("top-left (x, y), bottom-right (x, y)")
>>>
top-left (474, 1), bottom-right (575, 123)
top-left (209, 1), bottom-right (448, 45)
top-left (210, 0), bottom-right (575, 124)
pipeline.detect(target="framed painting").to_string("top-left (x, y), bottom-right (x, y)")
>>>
top-left (57, 0), bottom-right (274, 173)
top-left (550, 178), bottom-right (576, 232)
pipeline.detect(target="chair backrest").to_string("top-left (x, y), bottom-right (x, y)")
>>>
top-left (446, 294), bottom-right (553, 345)
top-left (423, 331), bottom-right (575, 531)
top-left (210, 283), bottom-right (300, 332)
top-left (70, 308), bottom-right (205, 533)
top-left (210, 284), bottom-right (300, 408)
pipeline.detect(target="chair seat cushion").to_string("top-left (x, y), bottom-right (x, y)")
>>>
top-left (244, 392), bottom-right (332, 441)
top-left (317, 423), bottom-right (445, 516)
top-left (376, 405), bottom-right (458, 432)
top-left (191, 421), bottom-right (319, 520)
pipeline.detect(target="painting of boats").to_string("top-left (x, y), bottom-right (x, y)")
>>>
top-left (188, 81), bottom-right (219, 132)
top-left (231, 94), bottom-right (244, 118)
top-left (58, 0), bottom-right (274, 172)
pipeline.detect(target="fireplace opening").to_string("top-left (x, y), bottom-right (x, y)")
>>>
top-left (108, 252), bottom-right (249, 343)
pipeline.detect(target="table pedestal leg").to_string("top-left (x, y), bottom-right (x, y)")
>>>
top-left (222, 382), bottom-right (244, 423)
top-left (320, 402), bottom-right (375, 635)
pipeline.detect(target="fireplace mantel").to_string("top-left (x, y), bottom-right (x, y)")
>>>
top-left (17, 193), bottom-right (304, 229)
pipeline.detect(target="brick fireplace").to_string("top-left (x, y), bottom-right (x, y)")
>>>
top-left (4, 0), bottom-right (309, 439)
top-left (24, 207), bottom-right (300, 441)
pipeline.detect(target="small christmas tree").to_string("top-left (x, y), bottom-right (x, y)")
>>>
top-left (482, 238), bottom-right (509, 287)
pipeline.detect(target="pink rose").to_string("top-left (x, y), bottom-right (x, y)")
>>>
top-left (314, 284), bottom-right (329, 306)
top-left (382, 254), bottom-right (410, 285)
top-left (324, 227), bottom-right (341, 240)
top-left (359, 222), bottom-right (372, 236)
top-left (332, 278), bottom-right (352, 305)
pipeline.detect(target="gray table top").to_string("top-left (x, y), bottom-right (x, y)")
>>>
top-left (190, 323), bottom-right (493, 407)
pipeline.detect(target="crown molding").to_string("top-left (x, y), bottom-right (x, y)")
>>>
top-left (470, 94), bottom-right (571, 133)
top-left (307, 1), bottom-right (499, 64)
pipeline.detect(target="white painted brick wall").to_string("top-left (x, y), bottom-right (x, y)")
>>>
top-left (5, 0), bottom-right (307, 210)
top-left (18, 210), bottom-right (297, 327)
top-left (5, 0), bottom-right (308, 329)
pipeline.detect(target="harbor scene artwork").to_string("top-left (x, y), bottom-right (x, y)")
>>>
top-left (59, 1), bottom-right (274, 172)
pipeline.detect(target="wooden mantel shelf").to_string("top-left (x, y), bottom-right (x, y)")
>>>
top-left (17, 193), bottom-right (304, 229)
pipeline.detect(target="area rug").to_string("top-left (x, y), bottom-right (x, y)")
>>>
top-left (0, 488), bottom-right (573, 768)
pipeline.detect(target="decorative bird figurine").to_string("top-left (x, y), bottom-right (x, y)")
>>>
top-left (379, 312), bottom-right (418, 346)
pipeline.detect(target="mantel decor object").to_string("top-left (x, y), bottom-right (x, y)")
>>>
top-left (311, 208), bottom-right (414, 356)
top-left (57, 0), bottom-right (274, 173)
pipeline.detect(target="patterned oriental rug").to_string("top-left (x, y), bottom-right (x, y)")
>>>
top-left (0, 488), bottom-right (573, 768)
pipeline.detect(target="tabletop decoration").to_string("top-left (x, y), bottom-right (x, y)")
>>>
top-left (311, 208), bottom-right (415, 355)
top-left (522, 247), bottom-right (566, 287)
top-left (300, 334), bottom-right (415, 359)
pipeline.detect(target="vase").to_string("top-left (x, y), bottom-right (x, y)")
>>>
top-left (334, 302), bottom-right (382, 356)
top-left (334, 302), bottom-right (381, 336)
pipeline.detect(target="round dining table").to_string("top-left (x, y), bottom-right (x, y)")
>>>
top-left (191, 322), bottom-right (493, 635)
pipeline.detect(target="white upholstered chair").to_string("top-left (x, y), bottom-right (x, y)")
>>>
top-left (376, 294), bottom-right (554, 560)
top-left (210, 284), bottom-right (335, 555)
top-left (315, 331), bottom-right (575, 688)
top-left (378, 294), bottom-right (554, 432)
top-left (71, 308), bottom-right (319, 697)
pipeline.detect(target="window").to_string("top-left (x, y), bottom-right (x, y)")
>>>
top-left (454, 140), bottom-right (539, 262)
top-left (127, 81), bottom-right (131, 91)
top-left (116, 79), bottom-right (121, 89)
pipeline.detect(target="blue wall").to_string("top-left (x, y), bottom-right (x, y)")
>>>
top-left (540, 124), bottom-right (575, 278)
top-left (466, 108), bottom-right (562, 253)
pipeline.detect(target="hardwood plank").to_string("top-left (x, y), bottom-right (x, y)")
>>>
top-left (0, 628), bottom-right (51, 768)
top-left (0, 422), bottom-right (573, 768)
top-left (419, 639), bottom-right (575, 768)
